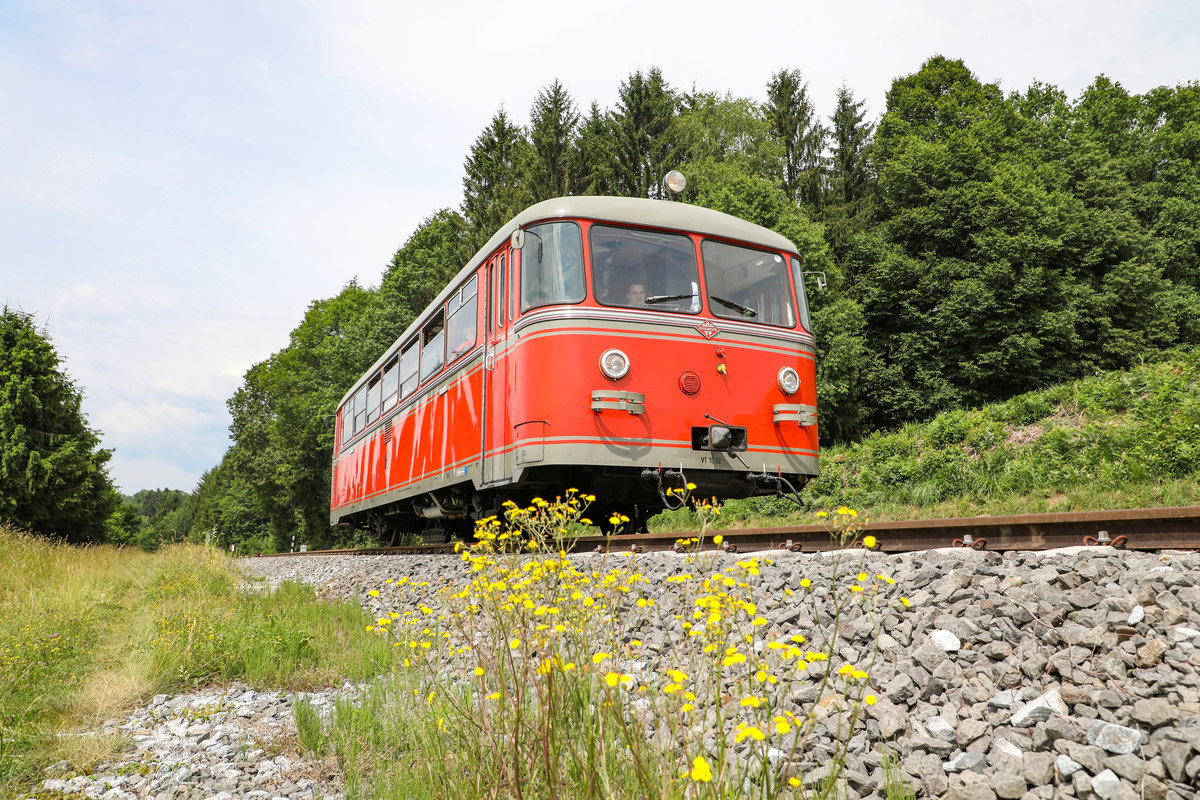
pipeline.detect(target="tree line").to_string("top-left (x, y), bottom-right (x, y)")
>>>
top-left (5, 56), bottom-right (1197, 548)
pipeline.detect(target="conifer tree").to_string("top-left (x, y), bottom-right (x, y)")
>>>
top-left (529, 80), bottom-right (580, 200)
top-left (765, 69), bottom-right (827, 208)
top-left (461, 109), bottom-right (533, 248)
top-left (0, 307), bottom-right (117, 541)
top-left (575, 101), bottom-right (618, 195)
top-left (828, 84), bottom-right (875, 207)
top-left (612, 68), bottom-right (678, 197)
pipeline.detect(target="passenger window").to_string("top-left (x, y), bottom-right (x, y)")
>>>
top-left (366, 374), bottom-right (382, 424)
top-left (341, 401), bottom-right (354, 444)
top-left (448, 276), bottom-right (478, 363)
top-left (380, 355), bottom-right (399, 410)
top-left (399, 337), bottom-right (418, 398)
top-left (521, 221), bottom-right (584, 311)
top-left (420, 310), bottom-right (445, 382)
top-left (499, 255), bottom-right (507, 326)
top-left (353, 384), bottom-right (367, 434)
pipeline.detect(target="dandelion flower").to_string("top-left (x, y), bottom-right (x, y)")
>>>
top-left (690, 756), bottom-right (713, 782)
top-left (865, 694), bottom-right (877, 705)
top-left (863, 535), bottom-right (877, 548)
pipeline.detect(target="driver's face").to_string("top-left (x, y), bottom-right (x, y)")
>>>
top-left (626, 285), bottom-right (646, 304)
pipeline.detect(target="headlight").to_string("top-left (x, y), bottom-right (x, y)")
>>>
top-left (600, 349), bottom-right (630, 380)
top-left (777, 366), bottom-right (800, 395)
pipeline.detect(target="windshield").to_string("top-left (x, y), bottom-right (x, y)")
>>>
top-left (700, 240), bottom-right (796, 328)
top-left (590, 225), bottom-right (699, 313)
top-left (520, 221), bottom-right (584, 311)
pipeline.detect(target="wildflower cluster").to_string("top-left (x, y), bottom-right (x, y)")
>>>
top-left (356, 497), bottom-right (904, 798)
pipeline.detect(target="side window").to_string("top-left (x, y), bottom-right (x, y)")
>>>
top-left (790, 258), bottom-right (812, 332)
top-left (447, 275), bottom-right (478, 363)
top-left (380, 355), bottom-right (399, 411)
top-left (399, 337), bottom-right (418, 398)
top-left (341, 400), bottom-right (354, 444)
top-left (366, 374), bottom-right (382, 424)
top-left (498, 254), bottom-right (507, 327)
top-left (420, 310), bottom-right (445, 383)
top-left (353, 384), bottom-right (367, 434)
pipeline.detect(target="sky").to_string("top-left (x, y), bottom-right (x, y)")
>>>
top-left (2, 0), bottom-right (1197, 494)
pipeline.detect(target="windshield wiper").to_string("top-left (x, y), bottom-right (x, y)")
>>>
top-left (709, 296), bottom-right (758, 317)
top-left (645, 293), bottom-right (693, 305)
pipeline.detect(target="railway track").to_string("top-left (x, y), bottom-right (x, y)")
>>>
top-left (252, 505), bottom-right (1200, 558)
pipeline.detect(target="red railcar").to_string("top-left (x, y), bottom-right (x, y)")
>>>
top-left (331, 196), bottom-right (819, 538)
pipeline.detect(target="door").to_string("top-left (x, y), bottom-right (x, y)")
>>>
top-left (483, 252), bottom-right (511, 485)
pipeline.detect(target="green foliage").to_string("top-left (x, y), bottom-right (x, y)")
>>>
top-left (612, 68), bottom-right (679, 198)
top-left (190, 61), bottom-right (1200, 552)
top-left (765, 69), bottom-right (826, 208)
top-left (0, 307), bottom-right (118, 542)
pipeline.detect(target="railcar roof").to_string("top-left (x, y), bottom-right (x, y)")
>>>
top-left (338, 196), bottom-right (801, 406)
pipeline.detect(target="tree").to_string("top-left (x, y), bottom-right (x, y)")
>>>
top-left (575, 102), bottom-right (619, 195)
top-left (827, 84), bottom-right (875, 208)
top-left (462, 109), bottom-right (534, 249)
top-left (529, 80), bottom-right (580, 200)
top-left (0, 307), bottom-right (118, 541)
top-left (765, 69), bottom-right (827, 208)
top-left (612, 68), bottom-right (678, 197)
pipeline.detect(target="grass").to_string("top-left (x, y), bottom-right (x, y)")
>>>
top-left (651, 348), bottom-right (1200, 531)
top-left (294, 503), bottom-right (894, 800)
top-left (0, 528), bottom-right (395, 798)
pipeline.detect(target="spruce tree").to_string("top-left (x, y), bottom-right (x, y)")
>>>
top-left (765, 69), bottom-right (827, 208)
top-left (0, 307), bottom-right (118, 541)
top-left (529, 80), bottom-right (580, 200)
top-left (612, 68), bottom-right (678, 198)
top-left (461, 109), bottom-right (533, 248)
top-left (828, 84), bottom-right (875, 207)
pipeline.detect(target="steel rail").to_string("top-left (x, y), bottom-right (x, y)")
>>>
top-left (251, 505), bottom-right (1200, 558)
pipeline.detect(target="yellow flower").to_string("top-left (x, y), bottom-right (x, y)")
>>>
top-left (735, 725), bottom-right (766, 742)
top-left (816, 510), bottom-right (828, 518)
top-left (690, 756), bottom-right (713, 782)
top-left (592, 652), bottom-right (611, 665)
top-left (863, 535), bottom-right (877, 548)
top-left (739, 695), bottom-right (762, 708)
top-left (865, 694), bottom-right (877, 706)
top-left (789, 777), bottom-right (801, 787)
top-left (799, 578), bottom-right (812, 588)
top-left (473, 667), bottom-right (484, 676)
top-left (900, 596), bottom-right (912, 607)
top-left (368, 589), bottom-right (380, 597)
top-left (713, 534), bottom-right (723, 545)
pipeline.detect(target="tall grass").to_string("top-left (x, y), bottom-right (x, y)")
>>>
top-left (0, 527), bottom-right (394, 797)
top-left (300, 498), bottom-right (898, 799)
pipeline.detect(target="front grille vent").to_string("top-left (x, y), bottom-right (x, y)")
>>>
top-left (678, 371), bottom-right (701, 395)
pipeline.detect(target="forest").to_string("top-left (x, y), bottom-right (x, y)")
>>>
top-left (54, 56), bottom-right (1200, 551)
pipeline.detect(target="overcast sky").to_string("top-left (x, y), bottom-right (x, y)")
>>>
top-left (2, 0), bottom-right (1197, 494)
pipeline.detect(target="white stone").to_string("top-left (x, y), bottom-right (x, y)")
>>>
top-left (1127, 605), bottom-right (1145, 624)
top-left (925, 716), bottom-right (956, 742)
top-left (1011, 690), bottom-right (1067, 727)
top-left (931, 629), bottom-right (962, 652)
top-left (1057, 754), bottom-right (1083, 777)
top-left (1171, 626), bottom-right (1200, 641)
top-left (1090, 769), bottom-right (1122, 800)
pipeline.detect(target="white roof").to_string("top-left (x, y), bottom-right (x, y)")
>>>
top-left (339, 196), bottom-right (802, 405)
